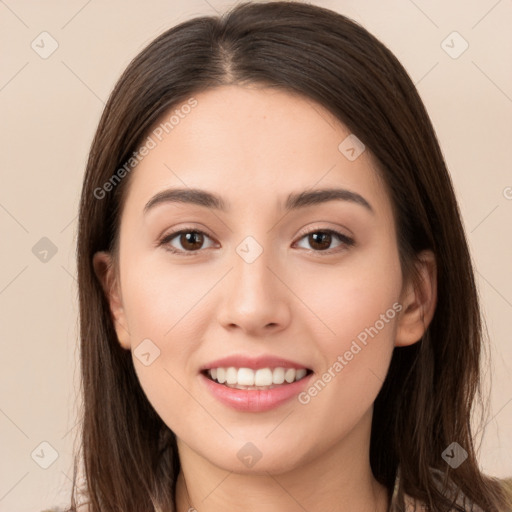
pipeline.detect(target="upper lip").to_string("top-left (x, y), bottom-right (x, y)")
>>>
top-left (200, 354), bottom-right (312, 371)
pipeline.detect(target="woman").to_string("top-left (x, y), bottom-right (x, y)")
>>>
top-left (63, 1), bottom-right (512, 511)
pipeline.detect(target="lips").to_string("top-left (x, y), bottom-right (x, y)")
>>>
top-left (200, 354), bottom-right (311, 372)
top-left (199, 354), bottom-right (314, 412)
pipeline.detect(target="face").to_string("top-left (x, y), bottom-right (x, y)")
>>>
top-left (96, 84), bottom-right (429, 475)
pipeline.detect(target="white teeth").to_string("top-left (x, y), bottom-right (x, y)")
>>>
top-left (284, 368), bottom-right (296, 383)
top-left (295, 368), bottom-right (307, 380)
top-left (238, 368), bottom-right (255, 386)
top-left (206, 366), bottom-right (309, 388)
top-left (272, 367), bottom-right (285, 384)
top-left (216, 367), bottom-right (226, 384)
top-left (254, 368), bottom-right (273, 387)
top-left (226, 367), bottom-right (237, 385)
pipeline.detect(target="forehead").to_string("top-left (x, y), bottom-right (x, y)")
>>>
top-left (123, 84), bottom-right (391, 218)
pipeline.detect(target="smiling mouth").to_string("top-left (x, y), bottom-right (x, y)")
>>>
top-left (202, 367), bottom-right (314, 390)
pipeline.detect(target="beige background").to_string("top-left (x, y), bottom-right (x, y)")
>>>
top-left (0, 0), bottom-right (511, 510)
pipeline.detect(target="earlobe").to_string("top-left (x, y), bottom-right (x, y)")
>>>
top-left (395, 250), bottom-right (437, 347)
top-left (92, 251), bottom-right (131, 350)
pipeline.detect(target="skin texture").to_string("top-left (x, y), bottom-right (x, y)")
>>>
top-left (94, 84), bottom-right (437, 512)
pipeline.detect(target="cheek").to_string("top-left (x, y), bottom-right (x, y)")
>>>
top-left (121, 260), bottom-right (203, 429)
top-left (118, 255), bottom-right (210, 418)
top-left (295, 281), bottom-right (400, 446)
top-left (120, 254), bottom-right (210, 342)
top-left (132, 361), bottom-right (197, 449)
top-left (307, 287), bottom-right (398, 406)
top-left (296, 241), bottom-right (402, 352)
top-left (294, 240), bottom-right (402, 411)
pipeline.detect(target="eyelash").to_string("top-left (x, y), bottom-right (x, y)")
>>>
top-left (158, 226), bottom-right (355, 257)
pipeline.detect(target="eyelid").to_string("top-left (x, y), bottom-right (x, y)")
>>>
top-left (294, 223), bottom-right (353, 243)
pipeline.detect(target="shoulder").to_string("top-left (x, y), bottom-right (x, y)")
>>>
top-left (400, 494), bottom-right (485, 512)
top-left (390, 466), bottom-right (488, 512)
top-left (430, 468), bottom-right (486, 511)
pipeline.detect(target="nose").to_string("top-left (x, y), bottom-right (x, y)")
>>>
top-left (216, 244), bottom-right (292, 336)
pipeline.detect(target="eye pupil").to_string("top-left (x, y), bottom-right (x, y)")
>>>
top-left (310, 232), bottom-right (332, 250)
top-left (182, 232), bottom-right (204, 250)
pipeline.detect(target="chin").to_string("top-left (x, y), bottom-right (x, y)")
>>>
top-left (200, 440), bottom-right (310, 476)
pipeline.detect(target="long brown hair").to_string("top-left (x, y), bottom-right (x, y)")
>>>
top-left (71, 2), bottom-right (512, 511)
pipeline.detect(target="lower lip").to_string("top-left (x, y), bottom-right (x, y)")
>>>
top-left (200, 372), bottom-right (313, 412)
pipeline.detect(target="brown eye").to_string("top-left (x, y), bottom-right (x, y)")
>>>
top-left (179, 231), bottom-right (205, 251)
top-left (308, 232), bottom-right (333, 251)
top-left (160, 229), bottom-right (215, 255)
top-left (295, 229), bottom-right (354, 253)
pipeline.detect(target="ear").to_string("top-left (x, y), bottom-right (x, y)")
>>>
top-left (92, 251), bottom-right (131, 350)
top-left (395, 250), bottom-right (437, 347)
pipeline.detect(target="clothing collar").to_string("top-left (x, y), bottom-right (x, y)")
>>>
top-left (388, 466), bottom-right (483, 511)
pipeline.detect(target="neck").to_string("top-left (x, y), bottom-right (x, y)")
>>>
top-left (174, 410), bottom-right (390, 512)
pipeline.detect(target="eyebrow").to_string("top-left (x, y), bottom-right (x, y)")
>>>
top-left (143, 187), bottom-right (374, 215)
